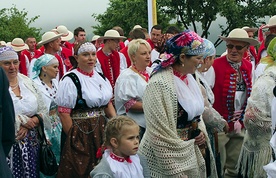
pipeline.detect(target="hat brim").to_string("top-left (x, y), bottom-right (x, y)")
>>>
top-left (7, 42), bottom-right (29, 52)
top-left (219, 36), bottom-right (259, 46)
top-left (262, 24), bottom-right (276, 29)
top-left (243, 28), bottom-right (258, 32)
top-left (61, 31), bottom-right (73, 41)
top-left (38, 33), bottom-right (63, 46)
top-left (98, 36), bottom-right (126, 40)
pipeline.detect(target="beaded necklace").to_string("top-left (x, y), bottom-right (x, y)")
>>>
top-left (40, 79), bottom-right (57, 99)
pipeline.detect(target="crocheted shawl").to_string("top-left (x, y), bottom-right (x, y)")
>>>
top-left (238, 65), bottom-right (276, 178)
top-left (139, 67), bottom-right (206, 177)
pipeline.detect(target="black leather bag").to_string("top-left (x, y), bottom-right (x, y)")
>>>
top-left (36, 114), bottom-right (58, 176)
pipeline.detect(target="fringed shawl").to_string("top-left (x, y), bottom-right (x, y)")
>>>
top-left (238, 65), bottom-right (276, 178)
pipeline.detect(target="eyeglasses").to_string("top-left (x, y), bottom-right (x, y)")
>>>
top-left (226, 44), bottom-right (247, 50)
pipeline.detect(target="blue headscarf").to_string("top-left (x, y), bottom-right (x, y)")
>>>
top-left (32, 54), bottom-right (58, 79)
top-left (203, 39), bottom-right (216, 59)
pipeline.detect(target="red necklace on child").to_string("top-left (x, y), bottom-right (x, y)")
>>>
top-left (110, 152), bottom-right (132, 163)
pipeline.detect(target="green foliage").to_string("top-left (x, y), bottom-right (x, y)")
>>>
top-left (92, 0), bottom-right (171, 37)
top-left (0, 5), bottom-right (41, 42)
top-left (160, 0), bottom-right (275, 46)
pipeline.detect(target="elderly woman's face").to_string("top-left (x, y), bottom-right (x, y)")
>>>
top-left (182, 54), bottom-right (204, 74)
top-left (42, 63), bottom-right (59, 80)
top-left (132, 44), bottom-right (151, 69)
top-left (76, 51), bottom-right (97, 72)
top-left (0, 59), bottom-right (20, 79)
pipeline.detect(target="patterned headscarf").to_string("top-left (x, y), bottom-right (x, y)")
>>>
top-left (152, 29), bottom-right (205, 75)
top-left (32, 54), bottom-right (58, 79)
top-left (260, 37), bottom-right (276, 67)
top-left (203, 38), bottom-right (216, 59)
top-left (0, 46), bottom-right (18, 61)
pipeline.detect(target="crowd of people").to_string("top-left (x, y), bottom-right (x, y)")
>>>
top-left (1, 14), bottom-right (276, 178)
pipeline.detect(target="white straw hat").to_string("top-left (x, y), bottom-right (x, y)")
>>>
top-left (133, 25), bottom-right (142, 29)
top-left (98, 30), bottom-right (126, 40)
top-left (38, 31), bottom-right (63, 46)
top-left (7, 38), bottom-right (29, 52)
top-left (263, 15), bottom-right (276, 29)
top-left (91, 35), bottom-right (100, 42)
top-left (219, 28), bottom-right (259, 46)
top-left (242, 26), bottom-right (258, 33)
top-left (0, 41), bottom-right (7, 46)
top-left (56, 25), bottom-right (73, 41)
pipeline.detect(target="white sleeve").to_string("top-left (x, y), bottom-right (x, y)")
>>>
top-left (115, 76), bottom-right (140, 104)
top-left (203, 66), bottom-right (215, 89)
top-left (119, 52), bottom-right (127, 72)
top-left (28, 58), bottom-right (36, 78)
top-left (150, 49), bottom-right (160, 63)
top-left (55, 76), bottom-right (78, 108)
top-left (95, 58), bottom-right (103, 74)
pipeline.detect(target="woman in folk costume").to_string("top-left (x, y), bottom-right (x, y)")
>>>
top-left (139, 29), bottom-right (217, 178)
top-left (196, 39), bottom-right (228, 134)
top-left (32, 54), bottom-right (62, 177)
top-left (237, 36), bottom-right (276, 178)
top-left (195, 39), bottom-right (229, 177)
top-left (114, 39), bottom-right (152, 139)
top-left (55, 42), bottom-right (116, 178)
top-left (263, 86), bottom-right (276, 178)
top-left (0, 46), bottom-right (48, 178)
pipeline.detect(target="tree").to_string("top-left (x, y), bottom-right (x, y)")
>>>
top-left (0, 5), bottom-right (41, 43)
top-left (159, 0), bottom-right (276, 47)
top-left (92, 0), bottom-right (172, 37)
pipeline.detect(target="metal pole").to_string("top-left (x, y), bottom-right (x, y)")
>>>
top-left (147, 0), bottom-right (153, 33)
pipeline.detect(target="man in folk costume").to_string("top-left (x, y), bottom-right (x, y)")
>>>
top-left (97, 29), bottom-right (127, 89)
top-left (211, 28), bottom-right (259, 178)
top-left (28, 31), bottom-right (64, 80)
top-left (56, 25), bottom-right (74, 71)
top-left (257, 15), bottom-right (276, 64)
top-left (147, 24), bottom-right (162, 63)
top-left (22, 36), bottom-right (40, 61)
top-left (242, 27), bottom-right (258, 66)
top-left (7, 38), bottom-right (30, 76)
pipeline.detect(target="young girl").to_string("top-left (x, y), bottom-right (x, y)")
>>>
top-left (90, 116), bottom-right (150, 178)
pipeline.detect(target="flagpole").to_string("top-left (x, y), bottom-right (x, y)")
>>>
top-left (147, 0), bottom-right (157, 33)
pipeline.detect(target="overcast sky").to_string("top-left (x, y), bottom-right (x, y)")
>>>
top-left (1, 0), bottom-right (110, 40)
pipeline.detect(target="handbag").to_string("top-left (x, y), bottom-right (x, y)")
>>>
top-left (36, 114), bottom-right (58, 176)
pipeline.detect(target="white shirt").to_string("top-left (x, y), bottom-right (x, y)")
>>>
top-left (10, 76), bottom-right (38, 117)
top-left (55, 69), bottom-right (113, 108)
top-left (104, 150), bottom-right (144, 178)
top-left (114, 67), bottom-right (152, 128)
top-left (174, 74), bottom-right (204, 121)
